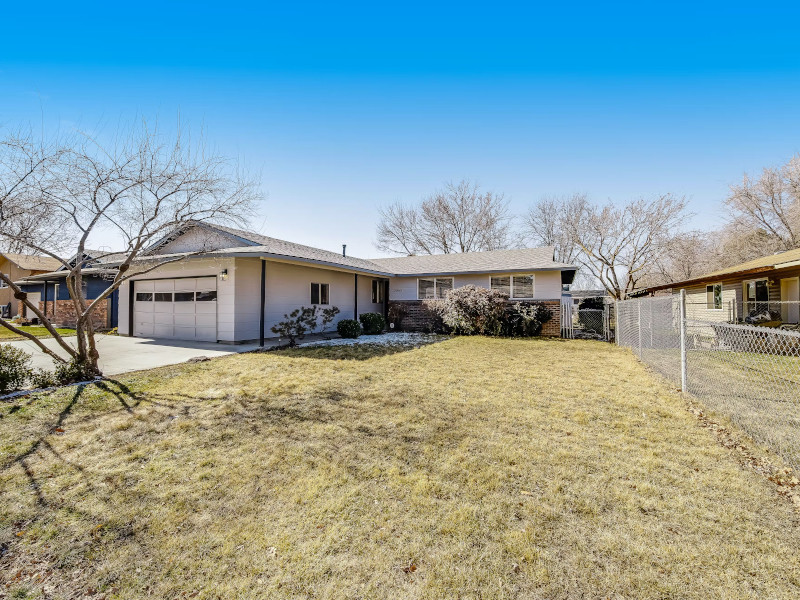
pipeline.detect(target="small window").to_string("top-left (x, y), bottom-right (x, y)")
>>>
top-left (706, 284), bottom-right (722, 310)
top-left (135, 292), bottom-right (153, 302)
top-left (490, 276), bottom-right (511, 296)
top-left (196, 291), bottom-right (217, 302)
top-left (0, 273), bottom-right (7, 289)
top-left (512, 275), bottom-right (534, 299)
top-left (417, 277), bottom-right (454, 300)
top-left (311, 283), bottom-right (330, 305)
top-left (154, 292), bottom-right (173, 302)
top-left (174, 292), bottom-right (195, 302)
top-left (372, 280), bottom-right (385, 303)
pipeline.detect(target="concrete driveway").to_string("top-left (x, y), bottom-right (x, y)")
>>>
top-left (1, 335), bottom-right (262, 376)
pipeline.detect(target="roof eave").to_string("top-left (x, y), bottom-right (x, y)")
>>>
top-left (389, 266), bottom-right (578, 278)
top-left (639, 265), bottom-right (778, 293)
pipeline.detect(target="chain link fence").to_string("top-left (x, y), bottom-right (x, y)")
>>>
top-left (562, 298), bottom-right (614, 341)
top-left (617, 294), bottom-right (800, 472)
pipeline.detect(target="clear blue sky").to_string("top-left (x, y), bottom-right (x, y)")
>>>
top-left (2, 1), bottom-right (800, 257)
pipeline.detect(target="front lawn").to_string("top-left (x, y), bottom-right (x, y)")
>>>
top-left (0, 325), bottom-right (75, 341)
top-left (1, 338), bottom-right (798, 598)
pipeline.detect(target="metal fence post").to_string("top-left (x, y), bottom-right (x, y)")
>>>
top-left (614, 301), bottom-right (620, 345)
top-left (679, 289), bottom-right (687, 394)
top-left (637, 300), bottom-right (642, 358)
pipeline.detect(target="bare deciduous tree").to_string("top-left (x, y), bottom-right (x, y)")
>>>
top-left (525, 194), bottom-right (584, 264)
top-left (526, 194), bottom-right (688, 298)
top-left (726, 155), bottom-right (800, 251)
top-left (0, 122), bottom-right (262, 375)
top-left (639, 231), bottom-right (719, 288)
top-left (376, 179), bottom-right (515, 255)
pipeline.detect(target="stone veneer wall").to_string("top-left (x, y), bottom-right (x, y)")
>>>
top-left (389, 299), bottom-right (562, 337)
top-left (37, 299), bottom-right (110, 329)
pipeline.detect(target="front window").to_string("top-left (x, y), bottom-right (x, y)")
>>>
top-left (490, 276), bottom-right (511, 296)
top-left (372, 280), bottom-right (385, 303)
top-left (311, 283), bottom-right (330, 305)
top-left (706, 284), bottom-right (722, 310)
top-left (417, 277), bottom-right (453, 299)
top-left (0, 273), bottom-right (7, 288)
top-left (511, 274), bottom-right (535, 299)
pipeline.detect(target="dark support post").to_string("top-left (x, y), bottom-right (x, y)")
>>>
top-left (128, 281), bottom-right (135, 336)
top-left (354, 274), bottom-right (359, 320)
top-left (259, 259), bottom-right (266, 347)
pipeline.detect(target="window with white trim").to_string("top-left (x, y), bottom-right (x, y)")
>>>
top-left (492, 274), bottom-right (535, 299)
top-left (0, 272), bottom-right (6, 289)
top-left (371, 279), bottom-right (385, 303)
top-left (512, 275), bottom-right (535, 299)
top-left (417, 277), bottom-right (453, 299)
top-left (311, 282), bottom-right (330, 305)
top-left (706, 284), bottom-right (722, 310)
top-left (490, 276), bottom-right (510, 296)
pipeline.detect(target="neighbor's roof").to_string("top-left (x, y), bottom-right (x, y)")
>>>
top-left (369, 247), bottom-right (577, 276)
top-left (0, 253), bottom-right (62, 272)
top-left (641, 246), bottom-right (800, 293)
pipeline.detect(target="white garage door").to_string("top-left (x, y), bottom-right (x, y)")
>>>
top-left (133, 277), bottom-right (217, 342)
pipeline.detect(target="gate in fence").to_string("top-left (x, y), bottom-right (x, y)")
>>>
top-left (561, 297), bottom-right (613, 341)
top-left (616, 292), bottom-right (800, 473)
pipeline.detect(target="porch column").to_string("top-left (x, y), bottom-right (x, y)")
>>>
top-left (259, 259), bottom-right (266, 347)
top-left (354, 274), bottom-right (358, 320)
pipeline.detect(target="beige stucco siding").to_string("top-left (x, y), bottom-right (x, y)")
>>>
top-left (263, 261), bottom-right (374, 338)
top-left (388, 270), bottom-right (565, 301)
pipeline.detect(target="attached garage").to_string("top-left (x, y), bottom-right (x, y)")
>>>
top-left (133, 277), bottom-right (217, 342)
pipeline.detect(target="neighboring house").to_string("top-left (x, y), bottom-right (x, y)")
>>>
top-left (637, 248), bottom-right (800, 325)
top-left (0, 253), bottom-right (62, 318)
top-left (108, 222), bottom-right (577, 343)
top-left (14, 251), bottom-right (122, 329)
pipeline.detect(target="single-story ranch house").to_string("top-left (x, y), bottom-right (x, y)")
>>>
top-left (637, 247), bottom-right (800, 326)
top-left (12, 222), bottom-right (577, 342)
top-left (120, 222), bottom-right (578, 343)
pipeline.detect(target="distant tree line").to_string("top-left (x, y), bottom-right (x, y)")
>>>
top-left (375, 156), bottom-right (800, 299)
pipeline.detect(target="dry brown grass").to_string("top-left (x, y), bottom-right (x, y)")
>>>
top-left (1, 337), bottom-right (799, 599)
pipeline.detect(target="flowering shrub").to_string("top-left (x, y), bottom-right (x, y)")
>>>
top-left (424, 285), bottom-right (508, 335)
top-left (424, 285), bottom-right (551, 337)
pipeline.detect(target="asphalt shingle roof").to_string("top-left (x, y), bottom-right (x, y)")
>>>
top-left (0, 253), bottom-right (62, 272)
top-left (203, 224), bottom-right (394, 274)
top-left (23, 222), bottom-right (578, 279)
top-left (640, 246), bottom-right (800, 292)
top-left (369, 247), bottom-right (577, 276)
top-left (696, 247), bottom-right (800, 279)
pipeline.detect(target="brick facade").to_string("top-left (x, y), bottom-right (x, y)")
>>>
top-left (389, 299), bottom-right (562, 337)
top-left (37, 299), bottom-right (110, 330)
